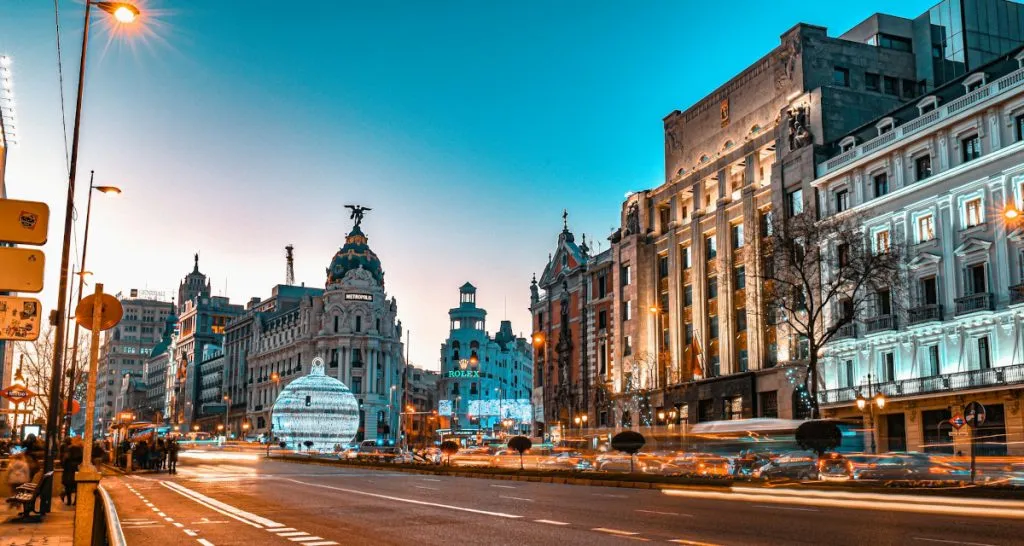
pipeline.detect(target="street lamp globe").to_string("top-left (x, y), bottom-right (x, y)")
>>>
top-left (573, 416), bottom-right (581, 425)
top-left (874, 392), bottom-right (886, 409)
top-left (855, 394), bottom-right (867, 411)
top-left (95, 2), bottom-right (141, 23)
top-left (1006, 206), bottom-right (1020, 220)
top-left (95, 185), bottom-right (122, 194)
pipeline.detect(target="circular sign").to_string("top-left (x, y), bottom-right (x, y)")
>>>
top-left (964, 401), bottom-right (986, 427)
top-left (63, 399), bottom-right (81, 415)
top-left (75, 293), bottom-right (124, 331)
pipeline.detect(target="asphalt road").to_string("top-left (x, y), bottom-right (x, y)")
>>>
top-left (101, 452), bottom-right (1024, 546)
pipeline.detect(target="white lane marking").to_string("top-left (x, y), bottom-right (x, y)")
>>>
top-left (669, 540), bottom-right (722, 546)
top-left (161, 481), bottom-right (280, 528)
top-left (121, 524), bottom-right (163, 528)
top-left (593, 528), bottom-right (639, 536)
top-left (535, 520), bottom-right (570, 526)
top-left (197, 540), bottom-right (216, 546)
top-left (635, 509), bottom-right (693, 517)
top-left (289, 538), bottom-right (324, 543)
top-left (490, 484), bottom-right (516, 489)
top-left (499, 496), bottom-right (533, 502)
top-left (754, 504), bottom-right (819, 512)
top-left (184, 530), bottom-right (198, 537)
top-left (277, 532), bottom-right (309, 537)
top-left (592, 493), bottom-right (628, 498)
top-left (914, 539), bottom-right (997, 546)
top-left (422, 478), bottom-right (441, 482)
top-left (302, 542), bottom-right (339, 546)
top-left (663, 489), bottom-right (1024, 519)
top-left (285, 478), bottom-right (522, 519)
top-left (413, 485), bottom-right (439, 491)
top-left (267, 528), bottom-right (297, 533)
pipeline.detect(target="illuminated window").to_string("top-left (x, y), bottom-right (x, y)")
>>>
top-left (917, 214), bottom-right (935, 242)
top-left (964, 197), bottom-right (984, 227)
top-left (874, 228), bottom-right (891, 254)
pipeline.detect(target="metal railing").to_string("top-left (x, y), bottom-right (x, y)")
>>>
top-left (908, 304), bottom-right (942, 325)
top-left (955, 292), bottom-right (994, 315)
top-left (864, 314), bottom-right (896, 333)
top-left (833, 323), bottom-right (857, 340)
top-left (818, 65), bottom-right (1024, 176)
top-left (95, 484), bottom-right (127, 546)
top-left (819, 363), bottom-right (1024, 405)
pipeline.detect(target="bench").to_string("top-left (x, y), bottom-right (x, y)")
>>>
top-left (5, 471), bottom-right (54, 521)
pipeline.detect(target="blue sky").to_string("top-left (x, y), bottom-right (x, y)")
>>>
top-left (1, 0), bottom-right (940, 370)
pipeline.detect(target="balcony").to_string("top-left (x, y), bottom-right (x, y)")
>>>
top-left (908, 304), bottom-right (943, 325)
top-left (864, 314), bottom-right (896, 334)
top-left (819, 363), bottom-right (1024, 405)
top-left (833, 323), bottom-right (857, 340)
top-left (1011, 283), bottom-right (1024, 305)
top-left (955, 292), bottom-right (994, 315)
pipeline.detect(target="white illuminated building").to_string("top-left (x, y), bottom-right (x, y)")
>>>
top-left (272, 357), bottom-right (359, 452)
top-left (437, 283), bottom-right (533, 439)
top-left (814, 49), bottom-right (1024, 455)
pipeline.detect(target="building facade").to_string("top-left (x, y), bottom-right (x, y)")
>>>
top-left (405, 366), bottom-right (440, 447)
top-left (142, 310), bottom-right (177, 425)
top-left (243, 218), bottom-right (407, 444)
top-left (94, 291), bottom-right (173, 433)
top-left (816, 47), bottom-right (1024, 455)
top-left (438, 283), bottom-right (533, 439)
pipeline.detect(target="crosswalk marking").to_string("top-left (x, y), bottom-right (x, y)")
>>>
top-left (267, 528), bottom-right (297, 533)
top-left (277, 532), bottom-right (309, 537)
top-left (290, 538), bottom-right (325, 543)
top-left (302, 542), bottom-right (339, 546)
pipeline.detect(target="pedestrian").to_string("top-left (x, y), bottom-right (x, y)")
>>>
top-left (5, 451), bottom-right (33, 491)
top-left (92, 440), bottom-right (107, 467)
top-left (118, 439), bottom-right (130, 468)
top-left (167, 439), bottom-right (179, 474)
top-left (155, 439), bottom-right (165, 471)
top-left (61, 438), bottom-right (84, 505)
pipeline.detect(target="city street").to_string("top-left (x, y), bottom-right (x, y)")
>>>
top-left (99, 452), bottom-right (1024, 546)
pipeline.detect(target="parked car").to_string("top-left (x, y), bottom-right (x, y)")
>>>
top-left (855, 453), bottom-right (972, 482)
top-left (595, 455), bottom-right (648, 473)
top-left (538, 452), bottom-right (593, 471)
top-left (732, 453), bottom-right (776, 478)
top-left (659, 453), bottom-right (731, 478)
top-left (752, 451), bottom-right (818, 481)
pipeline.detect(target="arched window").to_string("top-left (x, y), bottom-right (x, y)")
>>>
top-left (333, 315), bottom-right (339, 333)
top-left (750, 125), bottom-right (762, 136)
top-left (723, 140), bottom-right (735, 151)
top-left (699, 154), bottom-right (710, 164)
top-left (355, 315), bottom-right (362, 333)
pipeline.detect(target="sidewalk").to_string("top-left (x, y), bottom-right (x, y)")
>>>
top-left (1, 501), bottom-right (75, 546)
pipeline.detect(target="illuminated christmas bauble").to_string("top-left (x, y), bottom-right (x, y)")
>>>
top-left (271, 357), bottom-right (359, 452)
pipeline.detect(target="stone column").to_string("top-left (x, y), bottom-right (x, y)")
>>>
top-left (716, 205), bottom-right (732, 375)
top-left (992, 180), bottom-right (1011, 305)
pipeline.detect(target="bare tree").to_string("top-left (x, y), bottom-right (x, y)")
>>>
top-left (756, 211), bottom-right (905, 417)
top-left (620, 351), bottom-right (657, 427)
top-left (11, 323), bottom-right (91, 422)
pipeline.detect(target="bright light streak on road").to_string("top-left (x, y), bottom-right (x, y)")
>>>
top-left (179, 450), bottom-right (260, 462)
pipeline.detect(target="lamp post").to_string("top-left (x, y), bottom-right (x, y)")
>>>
top-left (267, 371), bottom-right (279, 457)
top-left (387, 385), bottom-right (397, 442)
top-left (855, 373), bottom-right (886, 454)
top-left (63, 172), bottom-right (121, 438)
top-left (42, 1), bottom-right (139, 515)
top-left (222, 394), bottom-right (231, 441)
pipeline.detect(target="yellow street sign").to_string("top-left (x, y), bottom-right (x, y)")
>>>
top-left (0, 295), bottom-right (41, 341)
top-left (0, 199), bottom-right (49, 245)
top-left (0, 248), bottom-right (45, 292)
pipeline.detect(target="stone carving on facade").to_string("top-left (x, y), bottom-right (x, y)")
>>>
top-left (788, 106), bottom-right (812, 150)
top-left (625, 202), bottom-right (640, 235)
top-left (665, 116), bottom-right (684, 155)
top-left (776, 33), bottom-right (802, 89)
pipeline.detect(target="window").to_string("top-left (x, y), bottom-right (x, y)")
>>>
top-left (736, 309), bottom-right (747, 332)
top-left (921, 276), bottom-right (938, 305)
top-left (877, 33), bottom-right (912, 52)
top-left (352, 348), bottom-right (363, 366)
top-left (925, 345), bottom-right (940, 376)
top-left (681, 246), bottom-right (691, 269)
top-left (709, 316), bottom-right (719, 339)
top-left (787, 188), bottom-right (803, 216)
top-left (837, 243), bottom-right (850, 267)
top-left (901, 79), bottom-right (917, 98)
top-left (725, 396), bottom-right (743, 420)
top-left (833, 66), bottom-right (850, 87)
top-left (840, 360), bottom-right (854, 388)
top-left (734, 265), bottom-right (746, 290)
top-left (621, 265), bottom-right (631, 286)
top-left (759, 210), bottom-right (773, 237)
top-left (865, 72), bottom-right (880, 92)
top-left (685, 324), bottom-right (693, 345)
top-left (623, 336), bottom-right (632, 356)
top-left (873, 173), bottom-right (889, 198)
top-left (964, 197), bottom-right (984, 227)
top-left (759, 391), bottom-right (778, 418)
top-left (915, 155), bottom-right (932, 181)
top-left (1017, 114), bottom-right (1024, 142)
top-left (881, 352), bottom-right (895, 381)
top-left (355, 315), bottom-right (362, 333)
top-left (797, 336), bottom-right (810, 360)
top-left (352, 377), bottom-right (362, 394)
top-left (732, 224), bottom-right (744, 249)
top-left (705, 234), bottom-right (717, 259)
top-left (622, 301), bottom-right (632, 321)
top-left (962, 134), bottom-right (982, 162)
top-left (874, 229), bottom-right (891, 254)
top-left (978, 336), bottom-right (991, 370)
top-left (707, 276), bottom-right (718, 299)
top-left (658, 255), bottom-right (669, 279)
top-left (737, 349), bottom-right (749, 372)
top-left (834, 189), bottom-right (849, 213)
top-left (883, 76), bottom-right (898, 95)
top-left (598, 310), bottom-right (607, 330)
top-left (684, 285), bottom-right (693, 307)
top-left (659, 206), bottom-right (671, 233)
top-left (917, 213), bottom-right (935, 242)
top-left (967, 263), bottom-right (987, 294)
top-left (334, 316), bottom-right (339, 333)
top-left (877, 289), bottom-right (892, 315)
top-left (598, 275), bottom-right (608, 298)
top-left (966, 79), bottom-right (983, 92)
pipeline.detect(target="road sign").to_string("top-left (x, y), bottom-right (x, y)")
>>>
top-left (0, 384), bottom-right (37, 404)
top-left (0, 247), bottom-right (45, 292)
top-left (0, 199), bottom-right (49, 245)
top-left (75, 293), bottom-right (123, 331)
top-left (0, 295), bottom-right (41, 341)
top-left (949, 413), bottom-right (966, 430)
top-left (964, 401), bottom-right (986, 427)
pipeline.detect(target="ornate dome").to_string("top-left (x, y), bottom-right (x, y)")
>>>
top-left (326, 225), bottom-right (384, 287)
top-left (271, 357), bottom-right (360, 452)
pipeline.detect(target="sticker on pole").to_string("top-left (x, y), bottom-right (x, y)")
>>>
top-left (964, 401), bottom-right (986, 428)
top-left (0, 199), bottom-right (49, 245)
top-left (0, 296), bottom-right (41, 341)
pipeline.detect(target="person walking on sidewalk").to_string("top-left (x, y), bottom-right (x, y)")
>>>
top-left (167, 439), bottom-right (179, 474)
top-left (60, 438), bottom-right (83, 505)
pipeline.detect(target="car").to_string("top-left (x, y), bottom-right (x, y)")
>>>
top-left (731, 453), bottom-right (776, 478)
top-left (491, 449), bottom-right (525, 468)
top-left (752, 451), bottom-right (818, 481)
top-left (659, 453), bottom-right (731, 478)
top-left (595, 455), bottom-right (648, 473)
top-left (855, 453), bottom-right (973, 482)
top-left (338, 447), bottom-right (360, 460)
top-left (538, 452), bottom-right (593, 471)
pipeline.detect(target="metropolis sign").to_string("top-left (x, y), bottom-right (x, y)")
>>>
top-left (344, 293), bottom-right (373, 302)
top-left (448, 370), bottom-right (480, 378)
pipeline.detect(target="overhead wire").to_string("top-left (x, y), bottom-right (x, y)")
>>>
top-left (53, 0), bottom-right (71, 173)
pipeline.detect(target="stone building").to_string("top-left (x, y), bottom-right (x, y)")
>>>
top-left (815, 47), bottom-right (1024, 455)
top-left (243, 215), bottom-right (407, 444)
top-left (404, 366), bottom-right (440, 447)
top-left (93, 291), bottom-right (173, 434)
top-left (168, 255), bottom-right (243, 429)
top-left (438, 283), bottom-right (533, 440)
top-left (142, 310), bottom-right (177, 425)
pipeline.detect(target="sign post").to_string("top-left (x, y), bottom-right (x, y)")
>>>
top-left (964, 401), bottom-right (986, 484)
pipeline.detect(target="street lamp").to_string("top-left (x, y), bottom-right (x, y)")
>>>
top-left (268, 372), bottom-right (280, 457)
top-left (42, 0), bottom-right (140, 513)
top-left (223, 394), bottom-right (231, 440)
top-left (63, 171), bottom-right (122, 437)
top-left (855, 373), bottom-right (886, 454)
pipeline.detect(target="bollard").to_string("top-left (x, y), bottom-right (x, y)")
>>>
top-left (72, 467), bottom-right (101, 546)
top-left (126, 448), bottom-right (133, 473)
